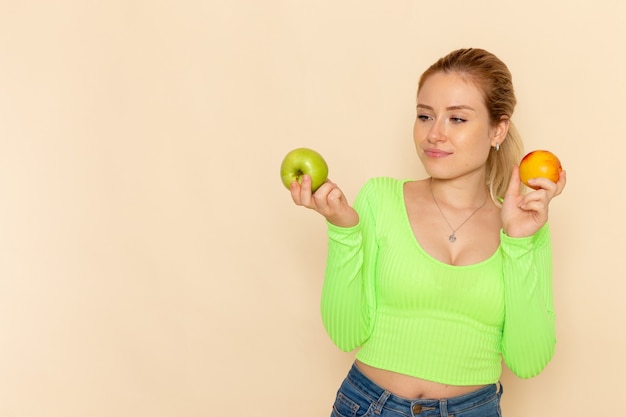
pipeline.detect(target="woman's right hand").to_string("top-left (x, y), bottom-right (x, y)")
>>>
top-left (289, 175), bottom-right (359, 228)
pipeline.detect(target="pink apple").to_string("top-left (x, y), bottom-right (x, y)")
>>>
top-left (519, 150), bottom-right (562, 189)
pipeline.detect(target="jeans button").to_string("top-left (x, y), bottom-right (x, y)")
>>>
top-left (412, 404), bottom-right (422, 414)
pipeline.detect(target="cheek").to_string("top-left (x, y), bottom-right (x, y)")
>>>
top-left (413, 121), bottom-right (426, 141)
top-left (471, 142), bottom-right (493, 164)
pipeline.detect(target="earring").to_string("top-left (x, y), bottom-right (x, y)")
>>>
top-left (494, 142), bottom-right (500, 151)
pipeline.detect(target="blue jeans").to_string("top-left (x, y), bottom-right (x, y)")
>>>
top-left (331, 363), bottom-right (503, 417)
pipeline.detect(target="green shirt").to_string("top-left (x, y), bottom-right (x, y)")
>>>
top-left (322, 177), bottom-right (555, 385)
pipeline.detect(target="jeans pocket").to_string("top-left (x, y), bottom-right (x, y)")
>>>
top-left (332, 391), bottom-right (377, 417)
top-left (453, 395), bottom-right (502, 417)
top-left (332, 392), bottom-right (360, 417)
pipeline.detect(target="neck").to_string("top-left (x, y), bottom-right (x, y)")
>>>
top-left (429, 177), bottom-right (489, 209)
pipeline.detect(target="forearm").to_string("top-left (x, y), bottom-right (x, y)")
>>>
top-left (500, 224), bottom-right (556, 378)
top-left (321, 223), bottom-right (371, 352)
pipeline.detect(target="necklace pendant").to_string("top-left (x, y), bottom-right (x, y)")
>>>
top-left (449, 233), bottom-right (457, 243)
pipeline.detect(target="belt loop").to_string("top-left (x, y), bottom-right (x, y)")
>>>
top-left (373, 390), bottom-right (391, 415)
top-left (439, 398), bottom-right (448, 417)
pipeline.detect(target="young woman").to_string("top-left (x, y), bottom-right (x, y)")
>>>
top-left (289, 48), bottom-right (566, 417)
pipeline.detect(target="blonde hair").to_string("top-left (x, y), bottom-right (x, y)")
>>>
top-left (418, 48), bottom-right (524, 203)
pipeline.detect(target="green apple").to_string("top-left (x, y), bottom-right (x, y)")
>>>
top-left (280, 148), bottom-right (329, 192)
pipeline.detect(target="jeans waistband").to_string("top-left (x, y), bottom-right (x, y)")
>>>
top-left (346, 362), bottom-right (500, 414)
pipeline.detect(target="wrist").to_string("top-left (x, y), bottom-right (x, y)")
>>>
top-left (326, 208), bottom-right (359, 228)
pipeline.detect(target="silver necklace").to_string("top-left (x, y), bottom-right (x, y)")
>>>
top-left (429, 178), bottom-right (488, 243)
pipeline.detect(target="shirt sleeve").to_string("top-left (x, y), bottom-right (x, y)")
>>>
top-left (500, 224), bottom-right (556, 378)
top-left (320, 179), bottom-right (378, 352)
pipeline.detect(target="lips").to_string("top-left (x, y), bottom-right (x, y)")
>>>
top-left (423, 148), bottom-right (452, 158)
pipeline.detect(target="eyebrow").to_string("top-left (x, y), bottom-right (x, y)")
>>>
top-left (416, 104), bottom-right (476, 111)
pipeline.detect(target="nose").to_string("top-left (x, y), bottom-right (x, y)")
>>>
top-left (426, 118), bottom-right (446, 143)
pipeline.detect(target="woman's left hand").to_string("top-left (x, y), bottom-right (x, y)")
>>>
top-left (501, 166), bottom-right (567, 238)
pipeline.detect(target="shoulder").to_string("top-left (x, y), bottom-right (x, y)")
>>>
top-left (359, 177), bottom-right (429, 200)
top-left (360, 176), bottom-right (407, 194)
top-left (354, 177), bottom-right (408, 212)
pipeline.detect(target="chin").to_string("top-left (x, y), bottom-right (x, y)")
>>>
top-left (422, 165), bottom-right (452, 180)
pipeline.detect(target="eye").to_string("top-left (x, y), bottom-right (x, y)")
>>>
top-left (450, 117), bottom-right (467, 124)
top-left (417, 114), bottom-right (432, 122)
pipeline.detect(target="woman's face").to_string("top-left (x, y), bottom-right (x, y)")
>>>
top-left (414, 71), bottom-right (503, 180)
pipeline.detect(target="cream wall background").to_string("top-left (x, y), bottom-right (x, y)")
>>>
top-left (1, 1), bottom-right (624, 416)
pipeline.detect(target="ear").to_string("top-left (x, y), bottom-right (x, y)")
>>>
top-left (490, 117), bottom-right (510, 147)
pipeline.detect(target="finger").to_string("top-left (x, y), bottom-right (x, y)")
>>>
top-left (325, 186), bottom-right (345, 211)
top-left (520, 185), bottom-right (549, 202)
top-left (518, 188), bottom-right (552, 216)
top-left (525, 177), bottom-right (558, 195)
top-left (554, 170), bottom-right (567, 196)
top-left (518, 196), bottom-right (548, 213)
top-left (312, 178), bottom-right (334, 196)
top-left (298, 175), bottom-right (314, 207)
top-left (289, 180), bottom-right (302, 205)
top-left (505, 166), bottom-right (521, 197)
top-left (311, 180), bottom-right (345, 215)
top-left (312, 180), bottom-right (337, 212)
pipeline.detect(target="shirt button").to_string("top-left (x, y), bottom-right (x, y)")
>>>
top-left (412, 404), bottom-right (422, 414)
